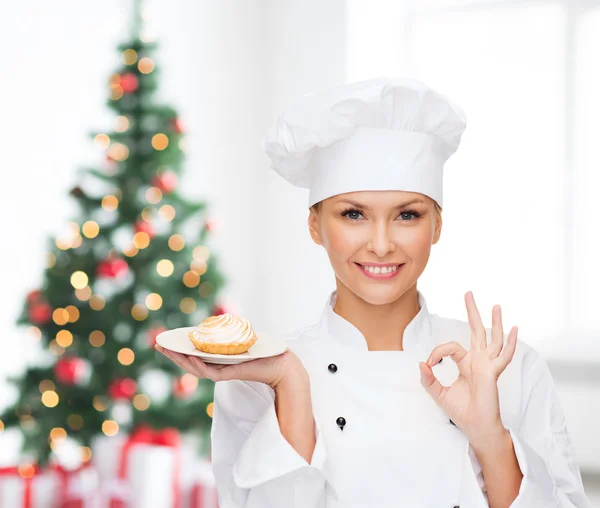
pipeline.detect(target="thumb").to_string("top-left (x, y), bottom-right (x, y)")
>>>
top-left (419, 361), bottom-right (445, 404)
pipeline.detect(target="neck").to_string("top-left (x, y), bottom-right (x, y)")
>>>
top-left (332, 282), bottom-right (421, 351)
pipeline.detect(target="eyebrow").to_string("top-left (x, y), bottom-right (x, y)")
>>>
top-left (336, 198), bottom-right (426, 211)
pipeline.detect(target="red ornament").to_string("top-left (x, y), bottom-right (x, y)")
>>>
top-left (134, 220), bottom-right (155, 239)
top-left (120, 73), bottom-right (139, 94)
top-left (205, 218), bottom-right (218, 233)
top-left (27, 290), bottom-right (43, 304)
top-left (108, 378), bottom-right (137, 400)
top-left (173, 375), bottom-right (198, 399)
top-left (170, 117), bottom-right (184, 134)
top-left (148, 325), bottom-right (167, 347)
top-left (151, 171), bottom-right (178, 194)
top-left (97, 258), bottom-right (129, 279)
top-left (28, 302), bottom-right (53, 325)
top-left (211, 305), bottom-right (228, 316)
top-left (54, 357), bottom-right (87, 385)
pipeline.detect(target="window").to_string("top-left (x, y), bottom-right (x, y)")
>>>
top-left (347, 0), bottom-right (599, 346)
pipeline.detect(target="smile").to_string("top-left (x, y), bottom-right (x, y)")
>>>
top-left (355, 263), bottom-right (404, 279)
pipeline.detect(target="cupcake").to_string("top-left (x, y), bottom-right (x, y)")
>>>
top-left (188, 313), bottom-right (258, 355)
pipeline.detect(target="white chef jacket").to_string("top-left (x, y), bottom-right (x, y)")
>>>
top-left (211, 290), bottom-right (590, 508)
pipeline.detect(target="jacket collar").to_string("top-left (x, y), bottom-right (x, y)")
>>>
top-left (321, 289), bottom-right (433, 351)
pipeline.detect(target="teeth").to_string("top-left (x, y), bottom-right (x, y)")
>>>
top-left (362, 265), bottom-right (399, 275)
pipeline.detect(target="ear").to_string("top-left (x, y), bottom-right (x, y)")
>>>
top-left (308, 208), bottom-right (323, 246)
top-left (432, 213), bottom-right (443, 245)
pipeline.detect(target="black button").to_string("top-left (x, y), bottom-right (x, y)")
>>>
top-left (454, 506), bottom-right (460, 508)
top-left (336, 417), bottom-right (346, 431)
top-left (328, 363), bottom-right (338, 373)
top-left (449, 419), bottom-right (456, 426)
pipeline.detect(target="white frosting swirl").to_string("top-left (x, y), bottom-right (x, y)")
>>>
top-left (190, 313), bottom-right (255, 345)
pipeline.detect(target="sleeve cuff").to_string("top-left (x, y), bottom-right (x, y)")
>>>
top-left (232, 401), bottom-right (329, 489)
top-left (508, 427), bottom-right (561, 507)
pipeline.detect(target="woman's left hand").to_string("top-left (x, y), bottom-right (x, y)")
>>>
top-left (419, 291), bottom-right (518, 449)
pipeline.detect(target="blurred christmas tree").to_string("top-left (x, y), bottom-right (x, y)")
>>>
top-left (0, 0), bottom-right (226, 466)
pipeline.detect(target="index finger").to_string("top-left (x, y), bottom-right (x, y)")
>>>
top-left (465, 291), bottom-right (486, 350)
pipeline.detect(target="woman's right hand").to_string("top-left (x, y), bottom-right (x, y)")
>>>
top-left (155, 345), bottom-right (307, 390)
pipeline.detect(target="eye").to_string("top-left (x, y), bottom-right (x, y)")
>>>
top-left (398, 209), bottom-right (422, 221)
top-left (341, 208), bottom-right (363, 220)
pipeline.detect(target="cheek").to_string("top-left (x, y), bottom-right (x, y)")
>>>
top-left (394, 225), bottom-right (434, 257)
top-left (322, 223), bottom-right (361, 260)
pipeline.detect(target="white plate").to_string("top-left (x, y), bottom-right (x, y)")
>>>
top-left (156, 327), bottom-right (288, 365)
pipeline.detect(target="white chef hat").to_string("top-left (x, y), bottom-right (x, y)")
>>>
top-left (262, 77), bottom-right (467, 208)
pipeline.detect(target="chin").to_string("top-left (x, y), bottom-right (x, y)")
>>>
top-left (342, 279), bottom-right (407, 306)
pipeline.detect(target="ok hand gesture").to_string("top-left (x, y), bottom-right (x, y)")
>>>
top-left (419, 291), bottom-right (518, 448)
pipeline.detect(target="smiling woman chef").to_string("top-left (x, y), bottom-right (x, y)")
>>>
top-left (156, 78), bottom-right (590, 507)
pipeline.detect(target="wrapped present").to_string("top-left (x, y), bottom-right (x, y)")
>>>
top-left (0, 463), bottom-right (99, 508)
top-left (182, 458), bottom-right (218, 508)
top-left (93, 426), bottom-right (181, 508)
top-left (50, 462), bottom-right (99, 508)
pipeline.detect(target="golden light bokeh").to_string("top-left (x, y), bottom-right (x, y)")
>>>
top-left (90, 295), bottom-right (106, 311)
top-left (67, 414), bottom-right (84, 430)
top-left (89, 330), bottom-right (106, 347)
top-left (49, 427), bottom-right (67, 443)
top-left (82, 221), bottom-right (100, 239)
top-left (141, 208), bottom-right (153, 222)
top-left (146, 187), bottom-right (162, 204)
top-left (199, 282), bottom-right (215, 298)
top-left (138, 57), bottom-right (155, 74)
top-left (183, 271), bottom-right (200, 288)
top-left (206, 402), bottom-right (214, 418)
top-left (180, 297), bottom-right (197, 314)
top-left (39, 380), bottom-right (55, 393)
top-left (158, 204), bottom-right (176, 221)
top-left (18, 464), bottom-right (36, 479)
top-left (168, 234), bottom-right (185, 251)
top-left (108, 143), bottom-right (129, 161)
top-left (41, 391), bottom-right (59, 408)
top-left (123, 245), bottom-right (139, 257)
top-left (152, 133), bottom-right (169, 151)
top-left (49, 340), bottom-right (65, 356)
top-left (156, 259), bottom-right (174, 277)
top-left (190, 260), bottom-right (207, 275)
top-left (145, 293), bottom-right (163, 310)
top-left (102, 420), bottom-right (119, 437)
top-left (56, 238), bottom-right (71, 250)
top-left (55, 330), bottom-right (73, 348)
top-left (93, 396), bottom-right (109, 412)
top-left (131, 304), bottom-right (149, 321)
top-left (70, 271), bottom-right (88, 290)
top-left (110, 85), bottom-right (124, 101)
top-left (122, 49), bottom-right (138, 65)
top-left (193, 246), bottom-right (210, 262)
top-left (47, 252), bottom-right (56, 268)
top-left (94, 134), bottom-right (111, 150)
top-left (75, 286), bottom-right (92, 301)
top-left (81, 446), bottom-right (93, 462)
top-left (118, 348), bottom-right (135, 366)
top-left (102, 195), bottom-right (119, 212)
top-left (29, 326), bottom-right (42, 341)
top-left (71, 235), bottom-right (83, 249)
top-left (115, 115), bottom-right (130, 133)
top-left (133, 394), bottom-right (150, 411)
top-left (133, 231), bottom-right (151, 249)
top-left (66, 305), bottom-right (80, 322)
top-left (52, 308), bottom-right (70, 326)
top-left (0, 420), bottom-right (4, 432)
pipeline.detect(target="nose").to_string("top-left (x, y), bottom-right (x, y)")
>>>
top-left (366, 221), bottom-right (395, 258)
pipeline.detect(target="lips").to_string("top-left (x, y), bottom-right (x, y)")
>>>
top-left (355, 262), bottom-right (404, 279)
